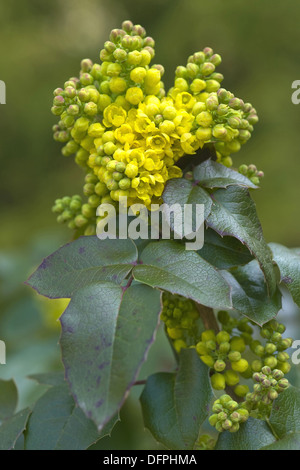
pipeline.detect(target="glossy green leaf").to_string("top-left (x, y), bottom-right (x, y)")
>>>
top-left (193, 159), bottom-right (258, 189)
top-left (215, 417), bottom-right (276, 450)
top-left (60, 282), bottom-right (162, 430)
top-left (0, 408), bottom-right (31, 450)
top-left (221, 260), bottom-right (282, 325)
top-left (269, 243), bottom-right (300, 307)
top-left (206, 186), bottom-right (276, 295)
top-left (162, 178), bottom-right (213, 223)
top-left (24, 383), bottom-right (109, 450)
top-left (28, 372), bottom-right (65, 387)
top-left (268, 386), bottom-right (300, 439)
top-left (140, 349), bottom-right (213, 450)
top-left (200, 227), bottom-right (254, 269)
top-left (0, 379), bottom-right (18, 421)
top-left (261, 432), bottom-right (300, 450)
top-left (26, 237), bottom-right (138, 299)
top-left (133, 241), bottom-right (232, 310)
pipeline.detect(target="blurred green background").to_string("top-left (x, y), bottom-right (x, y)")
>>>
top-left (0, 0), bottom-right (300, 449)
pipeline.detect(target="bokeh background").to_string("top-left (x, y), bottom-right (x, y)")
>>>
top-left (0, 0), bottom-right (300, 449)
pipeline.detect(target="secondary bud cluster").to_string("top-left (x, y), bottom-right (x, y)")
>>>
top-left (239, 164), bottom-right (264, 185)
top-left (160, 293), bottom-right (202, 352)
top-left (209, 394), bottom-right (249, 433)
top-left (248, 366), bottom-right (289, 409)
top-left (196, 329), bottom-right (250, 394)
top-left (51, 21), bottom-right (259, 235)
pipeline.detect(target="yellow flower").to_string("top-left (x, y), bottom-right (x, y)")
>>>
top-left (103, 105), bottom-right (127, 127)
top-left (126, 87), bottom-right (144, 105)
top-left (180, 133), bottom-right (200, 155)
top-left (114, 124), bottom-right (135, 145)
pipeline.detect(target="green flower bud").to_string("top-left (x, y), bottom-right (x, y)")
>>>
top-left (212, 403), bottom-right (223, 413)
top-left (268, 389), bottom-right (278, 401)
top-left (209, 414), bottom-right (218, 426)
top-left (83, 183), bottom-right (95, 196)
top-left (219, 341), bottom-right (231, 354)
top-left (214, 360), bottom-right (226, 372)
top-left (224, 370), bottom-right (239, 386)
top-left (213, 124), bottom-right (227, 139)
top-left (88, 195), bottom-right (101, 208)
top-left (211, 373), bottom-right (226, 390)
top-left (230, 411), bottom-right (241, 423)
top-left (272, 369), bottom-right (284, 380)
top-left (222, 419), bottom-right (232, 431)
top-left (81, 203), bottom-right (95, 218)
top-left (119, 178), bottom-right (131, 190)
top-left (277, 351), bottom-right (290, 362)
top-left (216, 331), bottom-right (231, 344)
top-left (206, 94), bottom-right (219, 110)
top-left (277, 378), bottom-right (289, 390)
top-left (264, 356), bottom-right (278, 369)
top-left (234, 385), bottom-right (249, 397)
top-left (261, 366), bottom-right (272, 376)
top-left (74, 215), bottom-right (88, 228)
top-left (270, 332), bottom-right (282, 343)
top-left (228, 351), bottom-right (241, 362)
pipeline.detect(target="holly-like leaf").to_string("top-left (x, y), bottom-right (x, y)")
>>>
top-left (199, 228), bottom-right (254, 269)
top-left (140, 349), bottom-right (213, 450)
top-left (268, 386), bottom-right (300, 439)
top-left (24, 383), bottom-right (111, 450)
top-left (0, 408), bottom-right (31, 450)
top-left (193, 159), bottom-right (258, 189)
top-left (261, 433), bottom-right (300, 450)
top-left (221, 260), bottom-right (282, 326)
top-left (215, 417), bottom-right (276, 450)
top-left (28, 372), bottom-right (66, 387)
top-left (26, 237), bottom-right (138, 299)
top-left (60, 282), bottom-right (162, 431)
top-left (0, 379), bottom-right (18, 422)
top-left (269, 243), bottom-right (300, 308)
top-left (162, 178), bottom-right (213, 224)
top-left (206, 186), bottom-right (276, 295)
top-left (133, 241), bottom-right (232, 310)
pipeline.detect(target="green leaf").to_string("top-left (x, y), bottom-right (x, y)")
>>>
top-left (140, 349), bottom-right (213, 450)
top-left (206, 186), bottom-right (276, 295)
top-left (199, 228), bottom-right (254, 269)
top-left (26, 237), bottom-right (138, 299)
top-left (133, 241), bottom-right (232, 310)
top-left (0, 379), bottom-right (18, 421)
top-left (0, 408), bottom-right (31, 450)
top-left (193, 159), bottom-right (258, 189)
top-left (268, 386), bottom-right (300, 439)
top-left (221, 260), bottom-right (282, 325)
top-left (215, 417), bottom-right (276, 450)
top-left (60, 282), bottom-right (162, 431)
top-left (261, 432), bottom-right (300, 450)
top-left (24, 383), bottom-right (109, 450)
top-left (28, 372), bottom-right (65, 387)
top-left (162, 178), bottom-right (213, 222)
top-left (269, 243), bottom-right (300, 307)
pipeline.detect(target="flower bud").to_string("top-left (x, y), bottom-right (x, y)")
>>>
top-left (211, 373), bottom-right (226, 390)
top-left (228, 351), bottom-right (241, 362)
top-left (264, 356), bottom-right (278, 369)
top-left (214, 360), bottom-right (226, 372)
top-left (224, 370), bottom-right (239, 386)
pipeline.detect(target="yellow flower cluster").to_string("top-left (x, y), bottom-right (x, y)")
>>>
top-left (51, 20), bottom-right (258, 234)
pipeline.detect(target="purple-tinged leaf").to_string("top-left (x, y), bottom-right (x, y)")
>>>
top-left (26, 237), bottom-right (138, 299)
top-left (60, 281), bottom-right (162, 430)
